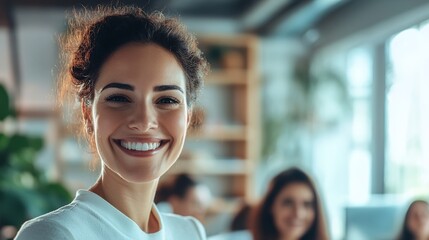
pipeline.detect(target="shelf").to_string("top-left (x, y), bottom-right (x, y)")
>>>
top-left (15, 107), bottom-right (57, 118)
top-left (188, 125), bottom-right (246, 141)
top-left (166, 34), bottom-right (259, 203)
top-left (207, 197), bottom-right (243, 215)
top-left (206, 69), bottom-right (248, 85)
top-left (170, 158), bottom-right (248, 175)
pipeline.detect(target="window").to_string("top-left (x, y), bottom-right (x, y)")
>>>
top-left (385, 21), bottom-right (429, 196)
top-left (346, 47), bottom-right (373, 201)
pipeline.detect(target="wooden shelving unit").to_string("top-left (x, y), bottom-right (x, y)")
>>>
top-left (165, 34), bottom-right (261, 206)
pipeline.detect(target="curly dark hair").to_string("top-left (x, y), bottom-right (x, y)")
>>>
top-left (250, 167), bottom-right (329, 240)
top-left (57, 6), bottom-right (208, 154)
top-left (59, 5), bottom-right (208, 106)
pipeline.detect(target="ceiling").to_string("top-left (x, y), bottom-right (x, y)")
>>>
top-left (1, 0), bottom-right (347, 37)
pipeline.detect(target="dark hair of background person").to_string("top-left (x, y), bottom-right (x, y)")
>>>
top-left (155, 174), bottom-right (198, 203)
top-left (396, 200), bottom-right (429, 240)
top-left (230, 203), bottom-right (252, 232)
top-left (250, 167), bottom-right (329, 240)
top-left (57, 5), bottom-right (209, 154)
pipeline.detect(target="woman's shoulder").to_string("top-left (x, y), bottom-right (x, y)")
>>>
top-left (15, 212), bottom-right (75, 240)
top-left (160, 212), bottom-right (207, 239)
top-left (15, 199), bottom-right (88, 240)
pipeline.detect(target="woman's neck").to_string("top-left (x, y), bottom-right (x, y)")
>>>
top-left (415, 235), bottom-right (429, 240)
top-left (279, 235), bottom-right (299, 240)
top-left (89, 167), bottom-right (160, 233)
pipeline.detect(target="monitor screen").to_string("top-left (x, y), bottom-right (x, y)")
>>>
top-left (344, 203), bottom-right (404, 240)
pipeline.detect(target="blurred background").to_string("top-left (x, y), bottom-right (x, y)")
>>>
top-left (1, 0), bottom-right (429, 239)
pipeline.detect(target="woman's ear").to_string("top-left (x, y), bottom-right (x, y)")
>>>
top-left (81, 100), bottom-right (93, 134)
top-left (187, 108), bottom-right (193, 128)
top-left (187, 106), bottom-right (204, 130)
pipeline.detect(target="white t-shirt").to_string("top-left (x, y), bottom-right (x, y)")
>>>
top-left (15, 190), bottom-right (206, 240)
top-left (208, 230), bottom-right (252, 240)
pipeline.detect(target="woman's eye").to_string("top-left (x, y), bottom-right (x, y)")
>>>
top-left (157, 97), bottom-right (180, 105)
top-left (281, 199), bottom-right (294, 207)
top-left (304, 201), bottom-right (314, 209)
top-left (105, 95), bottom-right (130, 103)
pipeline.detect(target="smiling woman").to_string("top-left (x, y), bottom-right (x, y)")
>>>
top-left (90, 43), bottom-right (189, 184)
top-left (396, 200), bottom-right (429, 240)
top-left (251, 167), bottom-right (330, 240)
top-left (15, 5), bottom-right (208, 240)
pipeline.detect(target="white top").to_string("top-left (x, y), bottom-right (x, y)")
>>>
top-left (15, 190), bottom-right (206, 240)
top-left (208, 230), bottom-right (252, 240)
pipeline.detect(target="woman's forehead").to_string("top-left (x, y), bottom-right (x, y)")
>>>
top-left (95, 43), bottom-right (186, 90)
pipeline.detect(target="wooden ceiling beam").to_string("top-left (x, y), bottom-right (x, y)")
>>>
top-left (0, 0), bottom-right (10, 27)
top-left (6, 0), bottom-right (155, 8)
top-left (250, 0), bottom-right (311, 36)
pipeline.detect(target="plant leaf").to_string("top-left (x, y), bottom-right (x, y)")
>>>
top-left (0, 84), bottom-right (10, 121)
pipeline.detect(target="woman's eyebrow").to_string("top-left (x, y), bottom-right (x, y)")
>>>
top-left (154, 85), bottom-right (184, 93)
top-left (101, 83), bottom-right (134, 92)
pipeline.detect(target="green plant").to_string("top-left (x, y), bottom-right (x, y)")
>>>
top-left (0, 83), bottom-right (72, 231)
top-left (261, 56), bottom-right (351, 161)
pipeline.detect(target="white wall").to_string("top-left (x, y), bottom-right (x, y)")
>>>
top-left (14, 8), bottom-right (67, 110)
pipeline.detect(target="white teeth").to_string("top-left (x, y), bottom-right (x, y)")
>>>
top-left (120, 141), bottom-right (161, 151)
top-left (136, 143), bottom-right (143, 151)
top-left (142, 143), bottom-right (149, 151)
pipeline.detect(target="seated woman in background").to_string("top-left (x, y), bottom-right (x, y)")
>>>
top-left (230, 202), bottom-right (252, 232)
top-left (251, 167), bottom-right (329, 240)
top-left (206, 202), bottom-right (253, 240)
top-left (156, 174), bottom-right (211, 222)
top-left (397, 200), bottom-right (429, 240)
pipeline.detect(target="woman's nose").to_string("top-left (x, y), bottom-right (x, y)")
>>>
top-left (127, 104), bottom-right (158, 132)
top-left (293, 206), bottom-right (306, 218)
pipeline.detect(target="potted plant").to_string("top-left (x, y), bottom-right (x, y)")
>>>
top-left (0, 83), bottom-right (71, 239)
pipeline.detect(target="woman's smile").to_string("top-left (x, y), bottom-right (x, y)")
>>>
top-left (113, 138), bottom-right (168, 157)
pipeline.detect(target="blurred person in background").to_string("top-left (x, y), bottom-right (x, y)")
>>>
top-left (230, 202), bottom-right (252, 232)
top-left (156, 173), bottom-right (212, 222)
top-left (251, 167), bottom-right (329, 240)
top-left (396, 200), bottom-right (429, 240)
top-left (15, 5), bottom-right (209, 240)
top-left (207, 202), bottom-right (253, 240)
